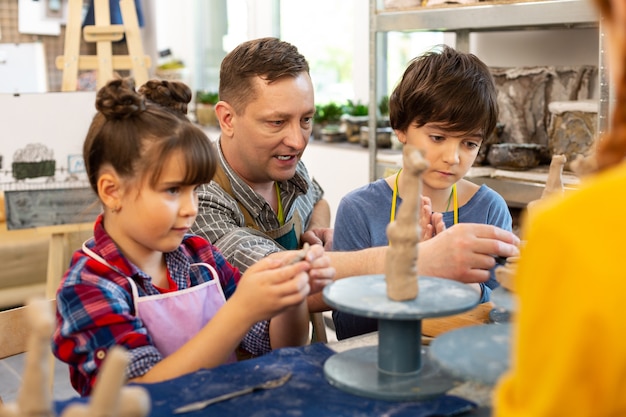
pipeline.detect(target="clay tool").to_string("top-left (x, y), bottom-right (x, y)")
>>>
top-left (287, 242), bottom-right (310, 265)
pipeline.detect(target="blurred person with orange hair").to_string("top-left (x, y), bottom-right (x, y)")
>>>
top-left (493, 0), bottom-right (626, 415)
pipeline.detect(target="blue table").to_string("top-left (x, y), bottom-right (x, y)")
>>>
top-left (55, 343), bottom-right (477, 417)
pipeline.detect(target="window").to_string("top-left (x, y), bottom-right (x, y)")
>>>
top-left (155, 1), bottom-right (443, 107)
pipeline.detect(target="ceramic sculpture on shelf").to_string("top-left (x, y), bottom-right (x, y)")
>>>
top-left (541, 154), bottom-right (567, 199)
top-left (501, 154), bottom-right (568, 294)
top-left (384, 144), bottom-right (429, 301)
top-left (526, 153), bottom-right (567, 215)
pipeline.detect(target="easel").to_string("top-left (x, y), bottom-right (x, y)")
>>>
top-left (56, 0), bottom-right (151, 91)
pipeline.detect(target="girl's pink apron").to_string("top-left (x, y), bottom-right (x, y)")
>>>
top-left (82, 243), bottom-right (236, 362)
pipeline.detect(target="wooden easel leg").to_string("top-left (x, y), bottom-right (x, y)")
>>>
top-left (120, 0), bottom-right (149, 86)
top-left (94, 0), bottom-right (115, 89)
top-left (60, 0), bottom-right (84, 91)
top-left (45, 231), bottom-right (73, 394)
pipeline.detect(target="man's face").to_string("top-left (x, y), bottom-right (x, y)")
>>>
top-left (225, 73), bottom-right (315, 190)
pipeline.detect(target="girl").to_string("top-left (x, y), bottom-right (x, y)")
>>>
top-left (53, 78), bottom-right (332, 396)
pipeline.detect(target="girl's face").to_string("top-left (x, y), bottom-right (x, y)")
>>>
top-left (397, 122), bottom-right (482, 192)
top-left (112, 149), bottom-right (199, 263)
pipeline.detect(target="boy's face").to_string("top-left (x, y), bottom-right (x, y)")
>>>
top-left (397, 122), bottom-right (482, 192)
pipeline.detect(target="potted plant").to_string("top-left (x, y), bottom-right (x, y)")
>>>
top-left (378, 95), bottom-right (389, 119)
top-left (313, 102), bottom-right (344, 140)
top-left (342, 100), bottom-right (369, 143)
top-left (195, 91), bottom-right (220, 127)
top-left (358, 95), bottom-right (393, 148)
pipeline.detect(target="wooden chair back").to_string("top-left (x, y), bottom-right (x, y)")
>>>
top-left (0, 299), bottom-right (56, 359)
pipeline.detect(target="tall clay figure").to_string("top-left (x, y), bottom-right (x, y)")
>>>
top-left (385, 145), bottom-right (429, 301)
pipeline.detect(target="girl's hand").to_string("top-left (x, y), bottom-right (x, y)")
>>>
top-left (274, 244), bottom-right (334, 295)
top-left (298, 243), bottom-right (334, 295)
top-left (232, 255), bottom-right (310, 324)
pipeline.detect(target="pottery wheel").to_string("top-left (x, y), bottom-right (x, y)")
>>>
top-left (430, 323), bottom-right (511, 386)
top-left (429, 285), bottom-right (515, 385)
top-left (323, 274), bottom-right (480, 401)
top-left (490, 286), bottom-right (517, 313)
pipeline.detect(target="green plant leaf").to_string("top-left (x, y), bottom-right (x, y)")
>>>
top-left (197, 91), bottom-right (219, 104)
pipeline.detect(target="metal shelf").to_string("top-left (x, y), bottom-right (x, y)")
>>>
top-left (367, 0), bottom-right (604, 182)
top-left (373, 0), bottom-right (598, 32)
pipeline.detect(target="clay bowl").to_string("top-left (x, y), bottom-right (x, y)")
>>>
top-left (486, 143), bottom-right (546, 170)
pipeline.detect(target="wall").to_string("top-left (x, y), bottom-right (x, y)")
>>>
top-left (472, 28), bottom-right (600, 97)
top-left (301, 142), bottom-right (371, 227)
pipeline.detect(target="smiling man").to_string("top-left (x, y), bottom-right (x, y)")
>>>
top-left (192, 38), bottom-right (336, 357)
top-left (194, 38), bottom-right (332, 275)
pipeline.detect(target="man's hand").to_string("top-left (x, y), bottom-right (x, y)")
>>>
top-left (301, 228), bottom-right (334, 251)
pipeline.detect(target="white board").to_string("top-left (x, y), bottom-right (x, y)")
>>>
top-left (0, 43), bottom-right (48, 93)
top-left (18, 0), bottom-right (62, 36)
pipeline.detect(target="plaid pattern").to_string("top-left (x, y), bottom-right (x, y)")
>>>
top-left (192, 139), bottom-right (324, 356)
top-left (193, 138), bottom-right (324, 272)
top-left (53, 214), bottom-right (242, 396)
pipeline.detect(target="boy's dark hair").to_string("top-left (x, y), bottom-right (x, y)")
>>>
top-left (83, 78), bottom-right (217, 194)
top-left (389, 44), bottom-right (498, 140)
top-left (219, 37), bottom-right (310, 114)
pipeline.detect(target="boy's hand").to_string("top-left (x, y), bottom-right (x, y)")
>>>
top-left (420, 196), bottom-right (447, 240)
top-left (418, 223), bottom-right (520, 283)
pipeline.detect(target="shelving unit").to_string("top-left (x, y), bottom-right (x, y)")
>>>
top-left (367, 0), bottom-right (604, 181)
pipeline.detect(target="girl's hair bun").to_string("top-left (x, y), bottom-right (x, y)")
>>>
top-left (96, 78), bottom-right (145, 119)
top-left (139, 79), bottom-right (192, 115)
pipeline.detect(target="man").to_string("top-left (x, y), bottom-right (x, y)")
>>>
top-left (192, 37), bottom-right (519, 352)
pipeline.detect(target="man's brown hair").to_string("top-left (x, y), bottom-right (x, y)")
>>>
top-left (219, 37), bottom-right (310, 114)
